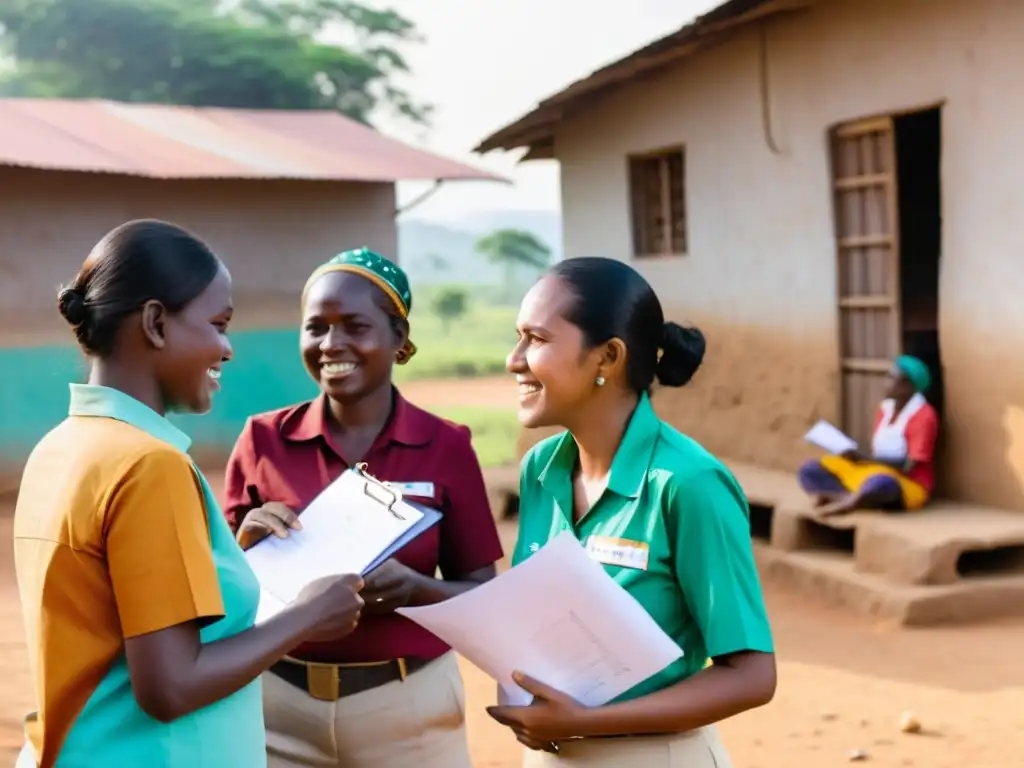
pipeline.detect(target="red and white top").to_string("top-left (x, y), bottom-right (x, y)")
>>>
top-left (872, 392), bottom-right (939, 492)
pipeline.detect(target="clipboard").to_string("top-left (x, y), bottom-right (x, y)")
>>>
top-left (245, 463), bottom-right (441, 610)
top-left (349, 464), bottom-right (443, 576)
top-left (362, 499), bottom-right (442, 575)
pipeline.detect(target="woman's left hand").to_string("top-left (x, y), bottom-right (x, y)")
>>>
top-left (360, 559), bottom-right (423, 614)
top-left (487, 672), bottom-right (588, 751)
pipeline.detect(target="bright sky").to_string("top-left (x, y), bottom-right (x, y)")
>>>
top-left (380, 0), bottom-right (719, 224)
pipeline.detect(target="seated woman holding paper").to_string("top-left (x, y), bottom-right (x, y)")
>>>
top-left (13, 221), bottom-right (364, 768)
top-left (224, 248), bottom-right (503, 768)
top-left (489, 257), bottom-right (775, 766)
top-left (798, 354), bottom-right (939, 516)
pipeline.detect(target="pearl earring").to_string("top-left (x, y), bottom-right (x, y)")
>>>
top-left (595, 376), bottom-right (606, 386)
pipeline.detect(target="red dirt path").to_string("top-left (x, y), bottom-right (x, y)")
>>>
top-left (3, 507), bottom-right (1022, 767)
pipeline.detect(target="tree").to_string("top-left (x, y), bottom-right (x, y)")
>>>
top-left (0, 0), bottom-right (431, 126)
top-left (430, 286), bottom-right (468, 334)
top-left (474, 229), bottom-right (552, 301)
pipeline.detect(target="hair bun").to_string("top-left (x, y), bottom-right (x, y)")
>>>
top-left (656, 321), bottom-right (706, 387)
top-left (57, 288), bottom-right (87, 326)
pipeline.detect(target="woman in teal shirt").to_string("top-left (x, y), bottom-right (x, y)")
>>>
top-left (488, 257), bottom-right (777, 766)
top-left (14, 220), bottom-right (363, 768)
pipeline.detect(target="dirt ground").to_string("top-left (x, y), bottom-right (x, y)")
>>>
top-left (401, 375), bottom-right (518, 409)
top-left (4, 512), bottom-right (1023, 767)
top-left (2, 377), bottom-right (1023, 767)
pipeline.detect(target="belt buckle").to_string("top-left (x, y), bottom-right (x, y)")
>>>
top-left (305, 662), bottom-right (340, 701)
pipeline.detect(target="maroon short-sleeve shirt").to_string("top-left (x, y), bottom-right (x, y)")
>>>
top-left (222, 390), bottom-right (503, 662)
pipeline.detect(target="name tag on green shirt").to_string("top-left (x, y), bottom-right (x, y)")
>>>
top-left (586, 535), bottom-right (650, 570)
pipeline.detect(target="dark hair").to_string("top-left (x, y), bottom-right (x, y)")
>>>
top-left (58, 220), bottom-right (222, 357)
top-left (548, 257), bottom-right (706, 391)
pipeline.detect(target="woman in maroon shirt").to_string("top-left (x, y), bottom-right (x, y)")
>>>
top-left (224, 248), bottom-right (504, 768)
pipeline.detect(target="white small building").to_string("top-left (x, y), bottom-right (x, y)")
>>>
top-left (478, 0), bottom-right (1024, 511)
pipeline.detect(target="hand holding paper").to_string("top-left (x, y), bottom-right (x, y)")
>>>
top-left (487, 671), bottom-right (587, 750)
top-left (244, 465), bottom-right (441, 622)
top-left (292, 573), bottom-right (365, 642)
top-left (360, 558), bottom-right (424, 614)
top-left (236, 501), bottom-right (301, 551)
top-left (398, 533), bottom-right (683, 707)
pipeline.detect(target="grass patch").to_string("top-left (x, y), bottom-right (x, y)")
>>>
top-left (395, 298), bottom-right (517, 383)
top-left (434, 405), bottom-right (520, 469)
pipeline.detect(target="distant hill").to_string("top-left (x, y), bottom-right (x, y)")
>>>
top-left (398, 209), bottom-right (562, 287)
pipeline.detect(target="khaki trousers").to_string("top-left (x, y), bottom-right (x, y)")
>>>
top-left (522, 726), bottom-right (732, 767)
top-left (263, 652), bottom-right (472, 768)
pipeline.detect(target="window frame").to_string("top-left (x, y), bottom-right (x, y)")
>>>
top-left (627, 146), bottom-right (687, 259)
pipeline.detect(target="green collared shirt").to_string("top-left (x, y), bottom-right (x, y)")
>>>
top-left (513, 393), bottom-right (774, 701)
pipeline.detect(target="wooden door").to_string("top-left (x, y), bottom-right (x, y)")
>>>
top-left (831, 117), bottom-right (901, 450)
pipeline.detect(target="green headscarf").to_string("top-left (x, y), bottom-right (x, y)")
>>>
top-left (302, 247), bottom-right (417, 364)
top-left (895, 354), bottom-right (931, 393)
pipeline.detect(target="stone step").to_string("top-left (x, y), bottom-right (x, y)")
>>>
top-left (754, 543), bottom-right (1024, 626)
top-left (725, 461), bottom-right (1024, 587)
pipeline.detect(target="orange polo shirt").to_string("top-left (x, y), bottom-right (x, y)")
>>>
top-left (14, 392), bottom-right (226, 766)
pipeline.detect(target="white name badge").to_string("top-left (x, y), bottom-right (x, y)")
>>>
top-left (392, 481), bottom-right (435, 498)
top-left (585, 536), bottom-right (650, 571)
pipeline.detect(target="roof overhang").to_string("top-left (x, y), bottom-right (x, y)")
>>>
top-left (0, 98), bottom-right (508, 184)
top-left (474, 0), bottom-right (810, 158)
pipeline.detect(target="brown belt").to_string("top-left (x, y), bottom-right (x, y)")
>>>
top-left (269, 656), bottom-right (431, 701)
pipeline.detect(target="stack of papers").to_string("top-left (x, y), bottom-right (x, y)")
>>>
top-left (245, 469), bottom-right (441, 622)
top-left (398, 533), bottom-right (683, 706)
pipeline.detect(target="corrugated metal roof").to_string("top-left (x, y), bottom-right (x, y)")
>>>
top-left (0, 98), bottom-right (505, 183)
top-left (474, 0), bottom-right (807, 156)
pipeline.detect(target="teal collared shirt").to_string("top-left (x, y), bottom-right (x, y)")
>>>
top-left (513, 393), bottom-right (774, 701)
top-left (59, 384), bottom-right (266, 767)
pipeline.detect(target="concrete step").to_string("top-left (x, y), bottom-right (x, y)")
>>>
top-left (725, 460), bottom-right (1024, 587)
top-left (754, 543), bottom-right (1024, 626)
top-left (849, 502), bottom-right (1024, 585)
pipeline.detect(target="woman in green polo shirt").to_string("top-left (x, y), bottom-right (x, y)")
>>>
top-left (487, 257), bottom-right (777, 766)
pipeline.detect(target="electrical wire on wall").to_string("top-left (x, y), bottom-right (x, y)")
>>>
top-left (758, 20), bottom-right (784, 156)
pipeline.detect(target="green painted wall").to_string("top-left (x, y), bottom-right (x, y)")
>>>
top-left (0, 328), bottom-right (318, 472)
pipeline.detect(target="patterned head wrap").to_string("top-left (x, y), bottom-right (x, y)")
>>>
top-left (302, 247), bottom-right (416, 364)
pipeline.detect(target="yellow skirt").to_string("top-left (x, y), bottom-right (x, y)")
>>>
top-left (819, 455), bottom-right (928, 510)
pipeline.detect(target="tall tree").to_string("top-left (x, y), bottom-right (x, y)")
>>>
top-left (0, 0), bottom-right (430, 126)
top-left (474, 229), bottom-right (553, 302)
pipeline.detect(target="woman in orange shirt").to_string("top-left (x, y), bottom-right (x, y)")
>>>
top-left (13, 220), bottom-right (362, 768)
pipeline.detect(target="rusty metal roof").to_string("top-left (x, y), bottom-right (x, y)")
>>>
top-left (475, 0), bottom-right (807, 157)
top-left (0, 98), bottom-right (505, 183)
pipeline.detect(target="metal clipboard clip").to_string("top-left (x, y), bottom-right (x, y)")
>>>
top-left (353, 462), bottom-right (406, 520)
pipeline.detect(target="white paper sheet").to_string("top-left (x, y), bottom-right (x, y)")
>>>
top-left (244, 469), bottom-right (424, 607)
top-left (397, 533), bottom-right (683, 707)
top-left (255, 588), bottom-right (287, 624)
top-left (804, 419), bottom-right (858, 454)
